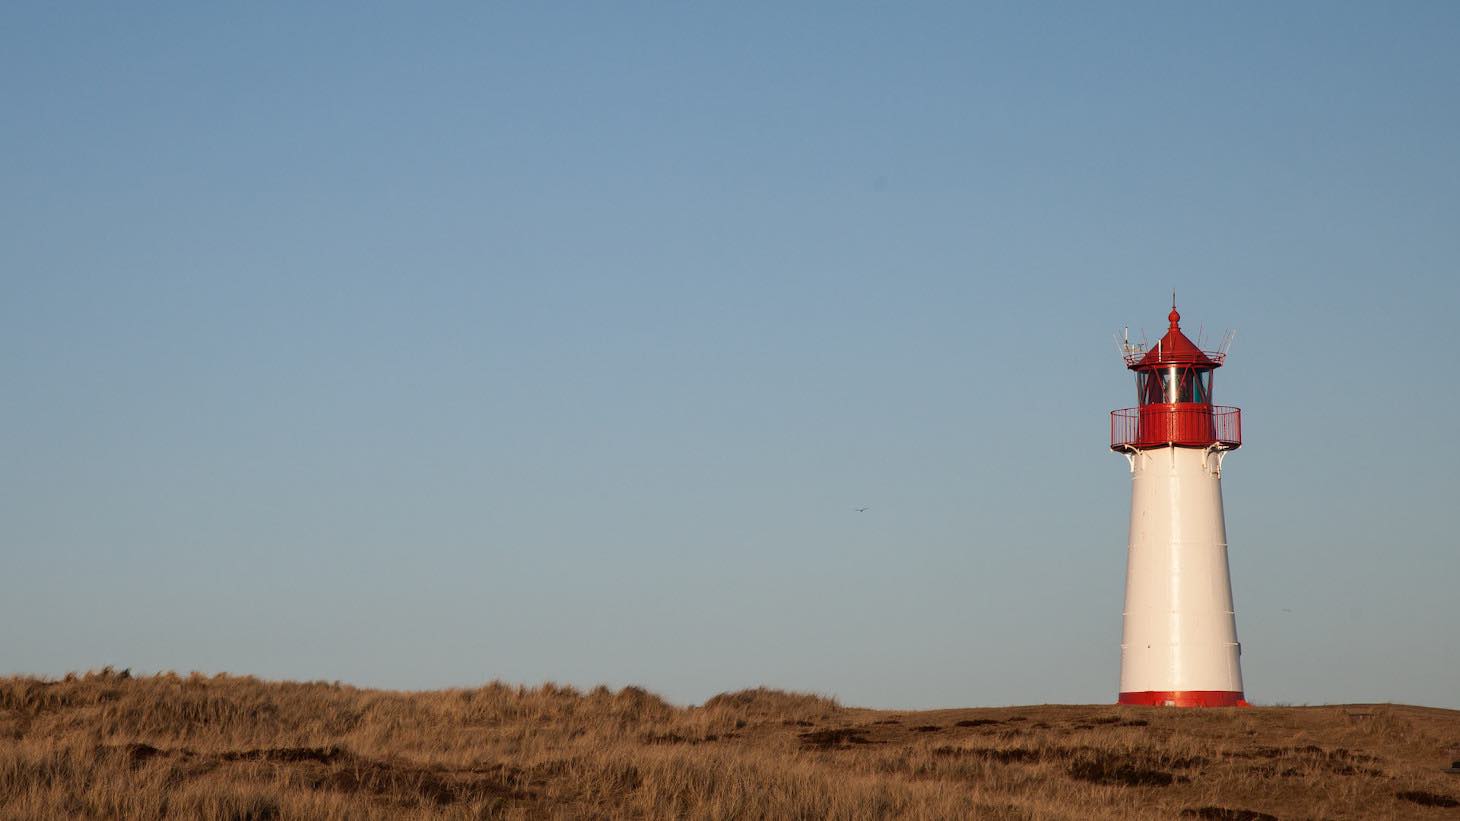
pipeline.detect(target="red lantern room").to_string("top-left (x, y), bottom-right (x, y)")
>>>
top-left (1111, 305), bottom-right (1241, 451)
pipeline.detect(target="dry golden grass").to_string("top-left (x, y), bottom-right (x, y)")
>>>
top-left (2, 669), bottom-right (1458, 819)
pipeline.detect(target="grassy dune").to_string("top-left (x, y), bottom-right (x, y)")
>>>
top-left (2, 669), bottom-right (1458, 819)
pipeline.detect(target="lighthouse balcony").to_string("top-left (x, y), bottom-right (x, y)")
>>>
top-left (1111, 405), bottom-right (1241, 450)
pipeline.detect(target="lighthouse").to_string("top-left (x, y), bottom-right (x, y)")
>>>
top-left (1111, 301), bottom-right (1247, 707)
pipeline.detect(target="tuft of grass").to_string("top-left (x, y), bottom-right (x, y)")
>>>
top-left (1, 672), bottom-right (1458, 819)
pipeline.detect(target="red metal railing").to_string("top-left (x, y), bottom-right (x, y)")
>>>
top-left (1110, 405), bottom-right (1241, 450)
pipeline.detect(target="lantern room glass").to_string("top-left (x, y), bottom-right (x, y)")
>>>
top-left (1136, 368), bottom-right (1212, 405)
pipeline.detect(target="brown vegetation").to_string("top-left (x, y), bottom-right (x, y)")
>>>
top-left (2, 668), bottom-right (1458, 819)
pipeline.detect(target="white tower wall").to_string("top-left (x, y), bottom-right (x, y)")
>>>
top-left (1119, 444), bottom-right (1243, 701)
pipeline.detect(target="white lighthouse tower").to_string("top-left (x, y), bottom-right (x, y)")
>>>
top-left (1111, 302), bottom-right (1247, 707)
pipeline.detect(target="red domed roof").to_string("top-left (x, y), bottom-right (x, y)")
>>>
top-left (1127, 306), bottom-right (1223, 370)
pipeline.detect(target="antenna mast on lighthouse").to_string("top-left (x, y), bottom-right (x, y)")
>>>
top-left (1109, 300), bottom-right (1248, 707)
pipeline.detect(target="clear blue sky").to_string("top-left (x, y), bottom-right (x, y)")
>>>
top-left (3, 3), bottom-right (1457, 709)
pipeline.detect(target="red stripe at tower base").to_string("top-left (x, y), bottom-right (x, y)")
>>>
top-left (1118, 690), bottom-right (1250, 708)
